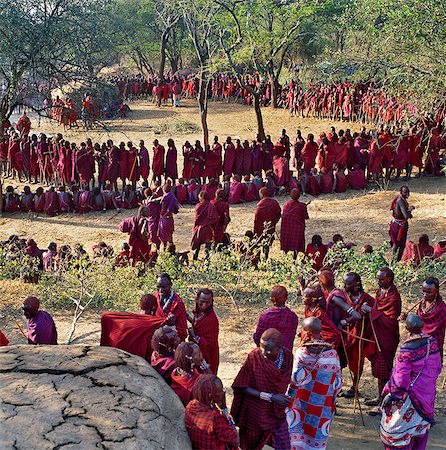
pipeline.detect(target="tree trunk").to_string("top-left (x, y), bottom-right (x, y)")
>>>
top-left (159, 30), bottom-right (169, 79)
top-left (268, 73), bottom-right (279, 109)
top-left (197, 71), bottom-right (209, 146)
top-left (254, 93), bottom-right (265, 141)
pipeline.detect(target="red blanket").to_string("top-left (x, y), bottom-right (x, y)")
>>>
top-left (253, 197), bottom-right (281, 236)
top-left (192, 310), bottom-right (219, 374)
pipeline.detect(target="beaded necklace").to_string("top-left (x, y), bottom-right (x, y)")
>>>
top-left (275, 348), bottom-right (284, 369)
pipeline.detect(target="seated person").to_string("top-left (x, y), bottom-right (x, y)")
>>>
top-left (22, 296), bottom-right (57, 345)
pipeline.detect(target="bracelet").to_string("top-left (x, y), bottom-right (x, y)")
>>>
top-left (260, 392), bottom-right (273, 402)
top-left (346, 307), bottom-right (354, 315)
top-left (199, 361), bottom-right (210, 371)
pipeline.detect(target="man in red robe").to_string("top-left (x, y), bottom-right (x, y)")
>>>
top-left (191, 191), bottom-right (219, 260)
top-left (228, 175), bottom-right (244, 204)
top-left (152, 139), bottom-right (165, 183)
top-left (280, 188), bottom-right (309, 258)
top-left (231, 329), bottom-right (293, 450)
top-left (211, 188), bottom-right (230, 245)
top-left (75, 142), bottom-right (94, 188)
top-left (361, 268), bottom-right (401, 411)
top-left (188, 288), bottom-right (220, 374)
top-left (16, 112), bottom-right (31, 137)
top-left (223, 137), bottom-right (236, 177)
top-left (44, 186), bottom-right (60, 216)
top-left (204, 136), bottom-right (222, 182)
top-left (154, 273), bottom-right (188, 342)
top-left (301, 133), bottom-right (318, 173)
top-left (272, 156), bottom-right (290, 187)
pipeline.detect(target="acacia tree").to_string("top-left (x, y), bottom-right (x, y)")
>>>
top-left (180, 0), bottom-right (222, 146)
top-left (0, 0), bottom-right (115, 132)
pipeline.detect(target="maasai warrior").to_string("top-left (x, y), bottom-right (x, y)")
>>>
top-left (287, 317), bottom-right (342, 450)
top-left (188, 288), bottom-right (220, 374)
top-left (165, 138), bottom-right (178, 183)
top-left (152, 139), bottom-right (165, 183)
top-left (211, 188), bottom-right (230, 246)
top-left (341, 272), bottom-right (375, 398)
top-left (191, 191), bottom-right (219, 260)
top-left (139, 140), bottom-right (150, 185)
top-left (280, 188), bottom-right (309, 258)
top-left (380, 315), bottom-right (442, 450)
top-left (301, 285), bottom-right (340, 348)
top-left (273, 155), bottom-right (291, 187)
top-left (223, 137), bottom-right (236, 177)
top-left (361, 268), bottom-right (402, 411)
top-left (185, 374), bottom-right (239, 450)
top-left (204, 136), bottom-right (222, 182)
top-left (118, 206), bottom-right (151, 264)
top-left (253, 286), bottom-right (298, 352)
top-left (154, 273), bottom-right (188, 342)
top-left (150, 325), bottom-right (180, 385)
top-left (158, 184), bottom-right (180, 249)
top-left (22, 296), bottom-right (57, 345)
top-left (253, 187), bottom-right (281, 259)
top-left (171, 342), bottom-right (212, 406)
top-left (126, 141), bottom-right (139, 189)
top-left (415, 277), bottom-right (446, 360)
top-left (301, 134), bottom-right (318, 173)
top-left (231, 329), bottom-right (293, 450)
top-left (389, 185), bottom-right (414, 261)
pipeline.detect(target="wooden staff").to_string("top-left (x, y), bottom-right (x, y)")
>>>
top-left (13, 318), bottom-right (28, 340)
top-left (353, 318), bottom-right (365, 416)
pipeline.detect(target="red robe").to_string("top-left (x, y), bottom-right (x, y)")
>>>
top-left (280, 200), bottom-right (308, 252)
top-left (44, 191), bottom-right (60, 216)
top-left (127, 147), bottom-right (139, 181)
top-left (75, 147), bottom-right (94, 184)
top-left (191, 200), bottom-right (219, 249)
top-left (205, 143), bottom-right (222, 179)
top-left (272, 157), bottom-right (290, 186)
top-left (253, 197), bottom-right (281, 236)
top-left (191, 309), bottom-right (219, 374)
top-left (100, 312), bottom-right (165, 360)
top-left (171, 369), bottom-right (200, 406)
top-left (303, 305), bottom-right (340, 348)
top-left (301, 141), bottom-right (318, 172)
top-left (211, 199), bottom-right (230, 244)
top-left (153, 144), bottom-right (165, 176)
top-left (305, 243), bottom-right (327, 271)
top-left (347, 168), bottom-right (366, 190)
top-left (223, 143), bottom-right (236, 176)
top-left (0, 330), bottom-right (8, 346)
top-left (228, 181), bottom-right (243, 204)
top-left (320, 171), bottom-right (334, 194)
top-left (154, 291), bottom-right (187, 342)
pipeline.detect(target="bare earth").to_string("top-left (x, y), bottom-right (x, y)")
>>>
top-left (1, 99), bottom-right (445, 449)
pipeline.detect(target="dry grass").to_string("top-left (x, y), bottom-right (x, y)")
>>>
top-left (2, 100), bottom-right (445, 449)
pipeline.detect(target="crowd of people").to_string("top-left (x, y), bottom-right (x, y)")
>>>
top-left (2, 268), bottom-right (444, 450)
top-left (113, 73), bottom-right (446, 126)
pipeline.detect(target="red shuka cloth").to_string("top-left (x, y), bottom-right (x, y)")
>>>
top-left (171, 369), bottom-right (201, 406)
top-left (303, 305), bottom-right (340, 348)
top-left (154, 292), bottom-right (188, 342)
top-left (280, 199), bottom-right (308, 252)
top-left (347, 168), bottom-right (366, 190)
top-left (211, 199), bottom-right (230, 244)
top-left (231, 347), bottom-right (293, 430)
top-left (100, 312), bottom-right (165, 360)
top-left (273, 157), bottom-right (290, 187)
top-left (191, 309), bottom-right (219, 374)
top-left (223, 143), bottom-right (236, 176)
top-left (253, 197), bottom-right (281, 236)
top-left (228, 181), bottom-right (243, 204)
top-left (191, 200), bottom-right (219, 249)
top-left (0, 330), bottom-right (9, 346)
top-left (152, 145), bottom-right (165, 176)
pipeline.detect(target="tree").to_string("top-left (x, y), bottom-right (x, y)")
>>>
top-left (0, 0), bottom-right (116, 132)
top-left (180, 0), bottom-right (222, 146)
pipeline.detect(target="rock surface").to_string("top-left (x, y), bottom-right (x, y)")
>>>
top-left (0, 345), bottom-right (192, 450)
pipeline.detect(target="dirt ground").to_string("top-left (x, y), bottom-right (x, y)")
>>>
top-left (1, 99), bottom-right (446, 449)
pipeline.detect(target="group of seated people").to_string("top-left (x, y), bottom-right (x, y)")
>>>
top-left (3, 266), bottom-right (444, 450)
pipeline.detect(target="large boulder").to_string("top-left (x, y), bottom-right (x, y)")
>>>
top-left (0, 345), bottom-right (192, 450)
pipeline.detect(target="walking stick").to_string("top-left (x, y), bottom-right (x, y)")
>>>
top-left (13, 318), bottom-right (28, 340)
top-left (353, 318), bottom-right (365, 416)
top-left (340, 332), bottom-right (365, 426)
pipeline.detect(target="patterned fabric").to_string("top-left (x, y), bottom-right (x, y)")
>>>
top-left (417, 296), bottom-right (446, 360)
top-left (192, 310), bottom-right (220, 374)
top-left (287, 347), bottom-right (342, 450)
top-left (185, 400), bottom-right (238, 450)
top-left (154, 291), bottom-right (188, 341)
top-left (280, 200), bottom-right (309, 252)
top-left (253, 307), bottom-right (298, 351)
top-left (239, 418), bottom-right (290, 450)
top-left (231, 347), bottom-right (293, 431)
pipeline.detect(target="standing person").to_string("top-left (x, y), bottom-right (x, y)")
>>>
top-left (118, 142), bottom-right (128, 191)
top-left (16, 111), bottom-right (32, 137)
top-left (126, 141), bottom-right (139, 190)
top-left (188, 288), bottom-right (220, 374)
top-left (139, 140), bottom-right (150, 185)
top-left (22, 296), bottom-right (57, 345)
top-left (301, 133), bottom-right (318, 174)
top-left (191, 191), bottom-right (219, 261)
top-left (107, 140), bottom-right (120, 193)
top-left (154, 273), bottom-right (188, 342)
top-left (211, 188), bottom-right (230, 246)
top-left (253, 187), bottom-right (281, 260)
top-left (253, 286), bottom-right (298, 352)
top-left (389, 185), bottom-right (414, 261)
top-left (158, 184), bottom-right (180, 250)
top-left (223, 136), bottom-right (236, 177)
top-left (231, 329), bottom-right (293, 450)
top-left (204, 136), bottom-right (222, 183)
top-left (165, 138), bottom-right (178, 183)
top-left (380, 314), bottom-right (442, 450)
top-left (361, 268), bottom-right (402, 411)
top-left (185, 374), bottom-right (239, 450)
top-left (280, 188), bottom-right (309, 258)
top-left (152, 139), bottom-right (165, 184)
top-left (287, 317), bottom-right (342, 450)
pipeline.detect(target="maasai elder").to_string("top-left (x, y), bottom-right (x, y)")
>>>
top-left (301, 284), bottom-right (340, 347)
top-left (231, 329), bottom-right (293, 450)
top-left (150, 325), bottom-right (180, 385)
top-left (342, 272), bottom-right (375, 398)
top-left (171, 342), bottom-right (212, 406)
top-left (211, 188), bottom-right (230, 246)
top-left (253, 286), bottom-right (298, 352)
top-left (0, 329), bottom-right (8, 346)
top-left (188, 288), bottom-right (220, 374)
top-left (287, 317), bottom-right (342, 450)
top-left (389, 185), bottom-right (414, 261)
top-left (152, 139), bottom-right (165, 184)
top-left (280, 188), bottom-right (309, 258)
top-left (158, 184), bottom-right (180, 250)
top-left (380, 314), bottom-right (442, 450)
top-left (22, 296), bottom-right (57, 345)
top-left (185, 374), bottom-right (239, 450)
top-left (253, 187), bottom-right (281, 259)
top-left (154, 273), bottom-right (188, 341)
top-left (361, 268), bottom-right (401, 410)
top-left (191, 191), bottom-right (219, 261)
top-left (118, 206), bottom-right (151, 265)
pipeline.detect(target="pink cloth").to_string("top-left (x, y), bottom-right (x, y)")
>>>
top-left (27, 310), bottom-right (57, 345)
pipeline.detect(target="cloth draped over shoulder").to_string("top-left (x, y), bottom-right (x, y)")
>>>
top-left (192, 309), bottom-right (220, 374)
